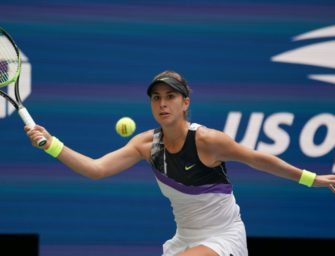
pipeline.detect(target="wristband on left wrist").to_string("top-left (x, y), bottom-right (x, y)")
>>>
top-left (299, 169), bottom-right (316, 187)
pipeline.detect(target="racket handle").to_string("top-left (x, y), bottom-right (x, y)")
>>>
top-left (18, 107), bottom-right (47, 147)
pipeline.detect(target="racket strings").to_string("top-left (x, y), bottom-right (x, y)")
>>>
top-left (0, 33), bottom-right (20, 85)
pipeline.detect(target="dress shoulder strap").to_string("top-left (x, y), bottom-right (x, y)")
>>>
top-left (151, 128), bottom-right (163, 157)
top-left (189, 123), bottom-right (203, 131)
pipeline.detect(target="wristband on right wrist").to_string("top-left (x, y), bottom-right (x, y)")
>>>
top-left (299, 169), bottom-right (316, 187)
top-left (44, 136), bottom-right (64, 158)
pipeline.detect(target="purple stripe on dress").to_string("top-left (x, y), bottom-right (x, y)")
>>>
top-left (152, 168), bottom-right (232, 195)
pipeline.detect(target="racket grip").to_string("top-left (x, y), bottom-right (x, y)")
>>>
top-left (18, 107), bottom-right (47, 147)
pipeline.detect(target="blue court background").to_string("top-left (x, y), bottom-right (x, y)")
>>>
top-left (0, 0), bottom-right (334, 255)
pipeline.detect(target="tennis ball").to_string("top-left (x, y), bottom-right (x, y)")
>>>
top-left (115, 117), bottom-right (136, 137)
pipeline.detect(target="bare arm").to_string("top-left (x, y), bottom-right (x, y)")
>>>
top-left (57, 140), bottom-right (143, 179)
top-left (25, 125), bottom-right (152, 180)
top-left (197, 127), bottom-right (335, 192)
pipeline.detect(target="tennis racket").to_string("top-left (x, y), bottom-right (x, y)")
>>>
top-left (0, 27), bottom-right (47, 146)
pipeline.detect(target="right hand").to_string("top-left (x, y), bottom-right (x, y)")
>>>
top-left (24, 125), bottom-right (52, 149)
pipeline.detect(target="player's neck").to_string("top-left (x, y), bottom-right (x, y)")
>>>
top-left (162, 120), bottom-right (190, 152)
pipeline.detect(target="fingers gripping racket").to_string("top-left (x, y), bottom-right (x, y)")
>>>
top-left (0, 27), bottom-right (46, 146)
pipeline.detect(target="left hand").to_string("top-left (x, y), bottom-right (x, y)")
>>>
top-left (314, 174), bottom-right (335, 193)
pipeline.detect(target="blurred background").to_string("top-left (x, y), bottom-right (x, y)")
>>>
top-left (0, 0), bottom-right (334, 255)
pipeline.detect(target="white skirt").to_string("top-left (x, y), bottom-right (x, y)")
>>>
top-left (162, 219), bottom-right (248, 256)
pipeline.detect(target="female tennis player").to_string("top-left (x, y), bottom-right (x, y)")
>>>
top-left (25, 70), bottom-right (335, 256)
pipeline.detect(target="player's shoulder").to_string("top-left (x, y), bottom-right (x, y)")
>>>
top-left (196, 125), bottom-right (232, 147)
top-left (196, 125), bottom-right (223, 140)
top-left (126, 129), bottom-right (155, 161)
top-left (130, 129), bottom-right (155, 144)
top-left (195, 125), bottom-right (236, 160)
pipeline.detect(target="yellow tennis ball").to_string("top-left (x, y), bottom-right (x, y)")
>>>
top-left (115, 117), bottom-right (136, 137)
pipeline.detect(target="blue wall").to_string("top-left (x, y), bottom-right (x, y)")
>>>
top-left (1, 1), bottom-right (334, 255)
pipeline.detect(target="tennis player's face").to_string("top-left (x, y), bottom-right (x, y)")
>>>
top-left (150, 84), bottom-right (189, 126)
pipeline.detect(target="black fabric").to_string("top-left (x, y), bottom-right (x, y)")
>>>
top-left (147, 76), bottom-right (189, 97)
top-left (150, 128), bottom-right (230, 186)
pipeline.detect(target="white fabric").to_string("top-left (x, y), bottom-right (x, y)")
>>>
top-left (157, 180), bottom-right (248, 256)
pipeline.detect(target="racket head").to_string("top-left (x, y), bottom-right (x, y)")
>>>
top-left (0, 27), bottom-right (21, 88)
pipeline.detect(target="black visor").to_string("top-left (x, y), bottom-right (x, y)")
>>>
top-left (147, 76), bottom-right (189, 97)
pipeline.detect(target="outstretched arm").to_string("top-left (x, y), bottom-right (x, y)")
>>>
top-left (198, 127), bottom-right (335, 192)
top-left (229, 146), bottom-right (335, 192)
top-left (25, 125), bottom-right (150, 179)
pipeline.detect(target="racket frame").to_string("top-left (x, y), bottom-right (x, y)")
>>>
top-left (0, 27), bottom-right (21, 88)
top-left (0, 27), bottom-right (47, 146)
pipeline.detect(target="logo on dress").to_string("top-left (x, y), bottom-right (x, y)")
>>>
top-left (185, 163), bottom-right (196, 171)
